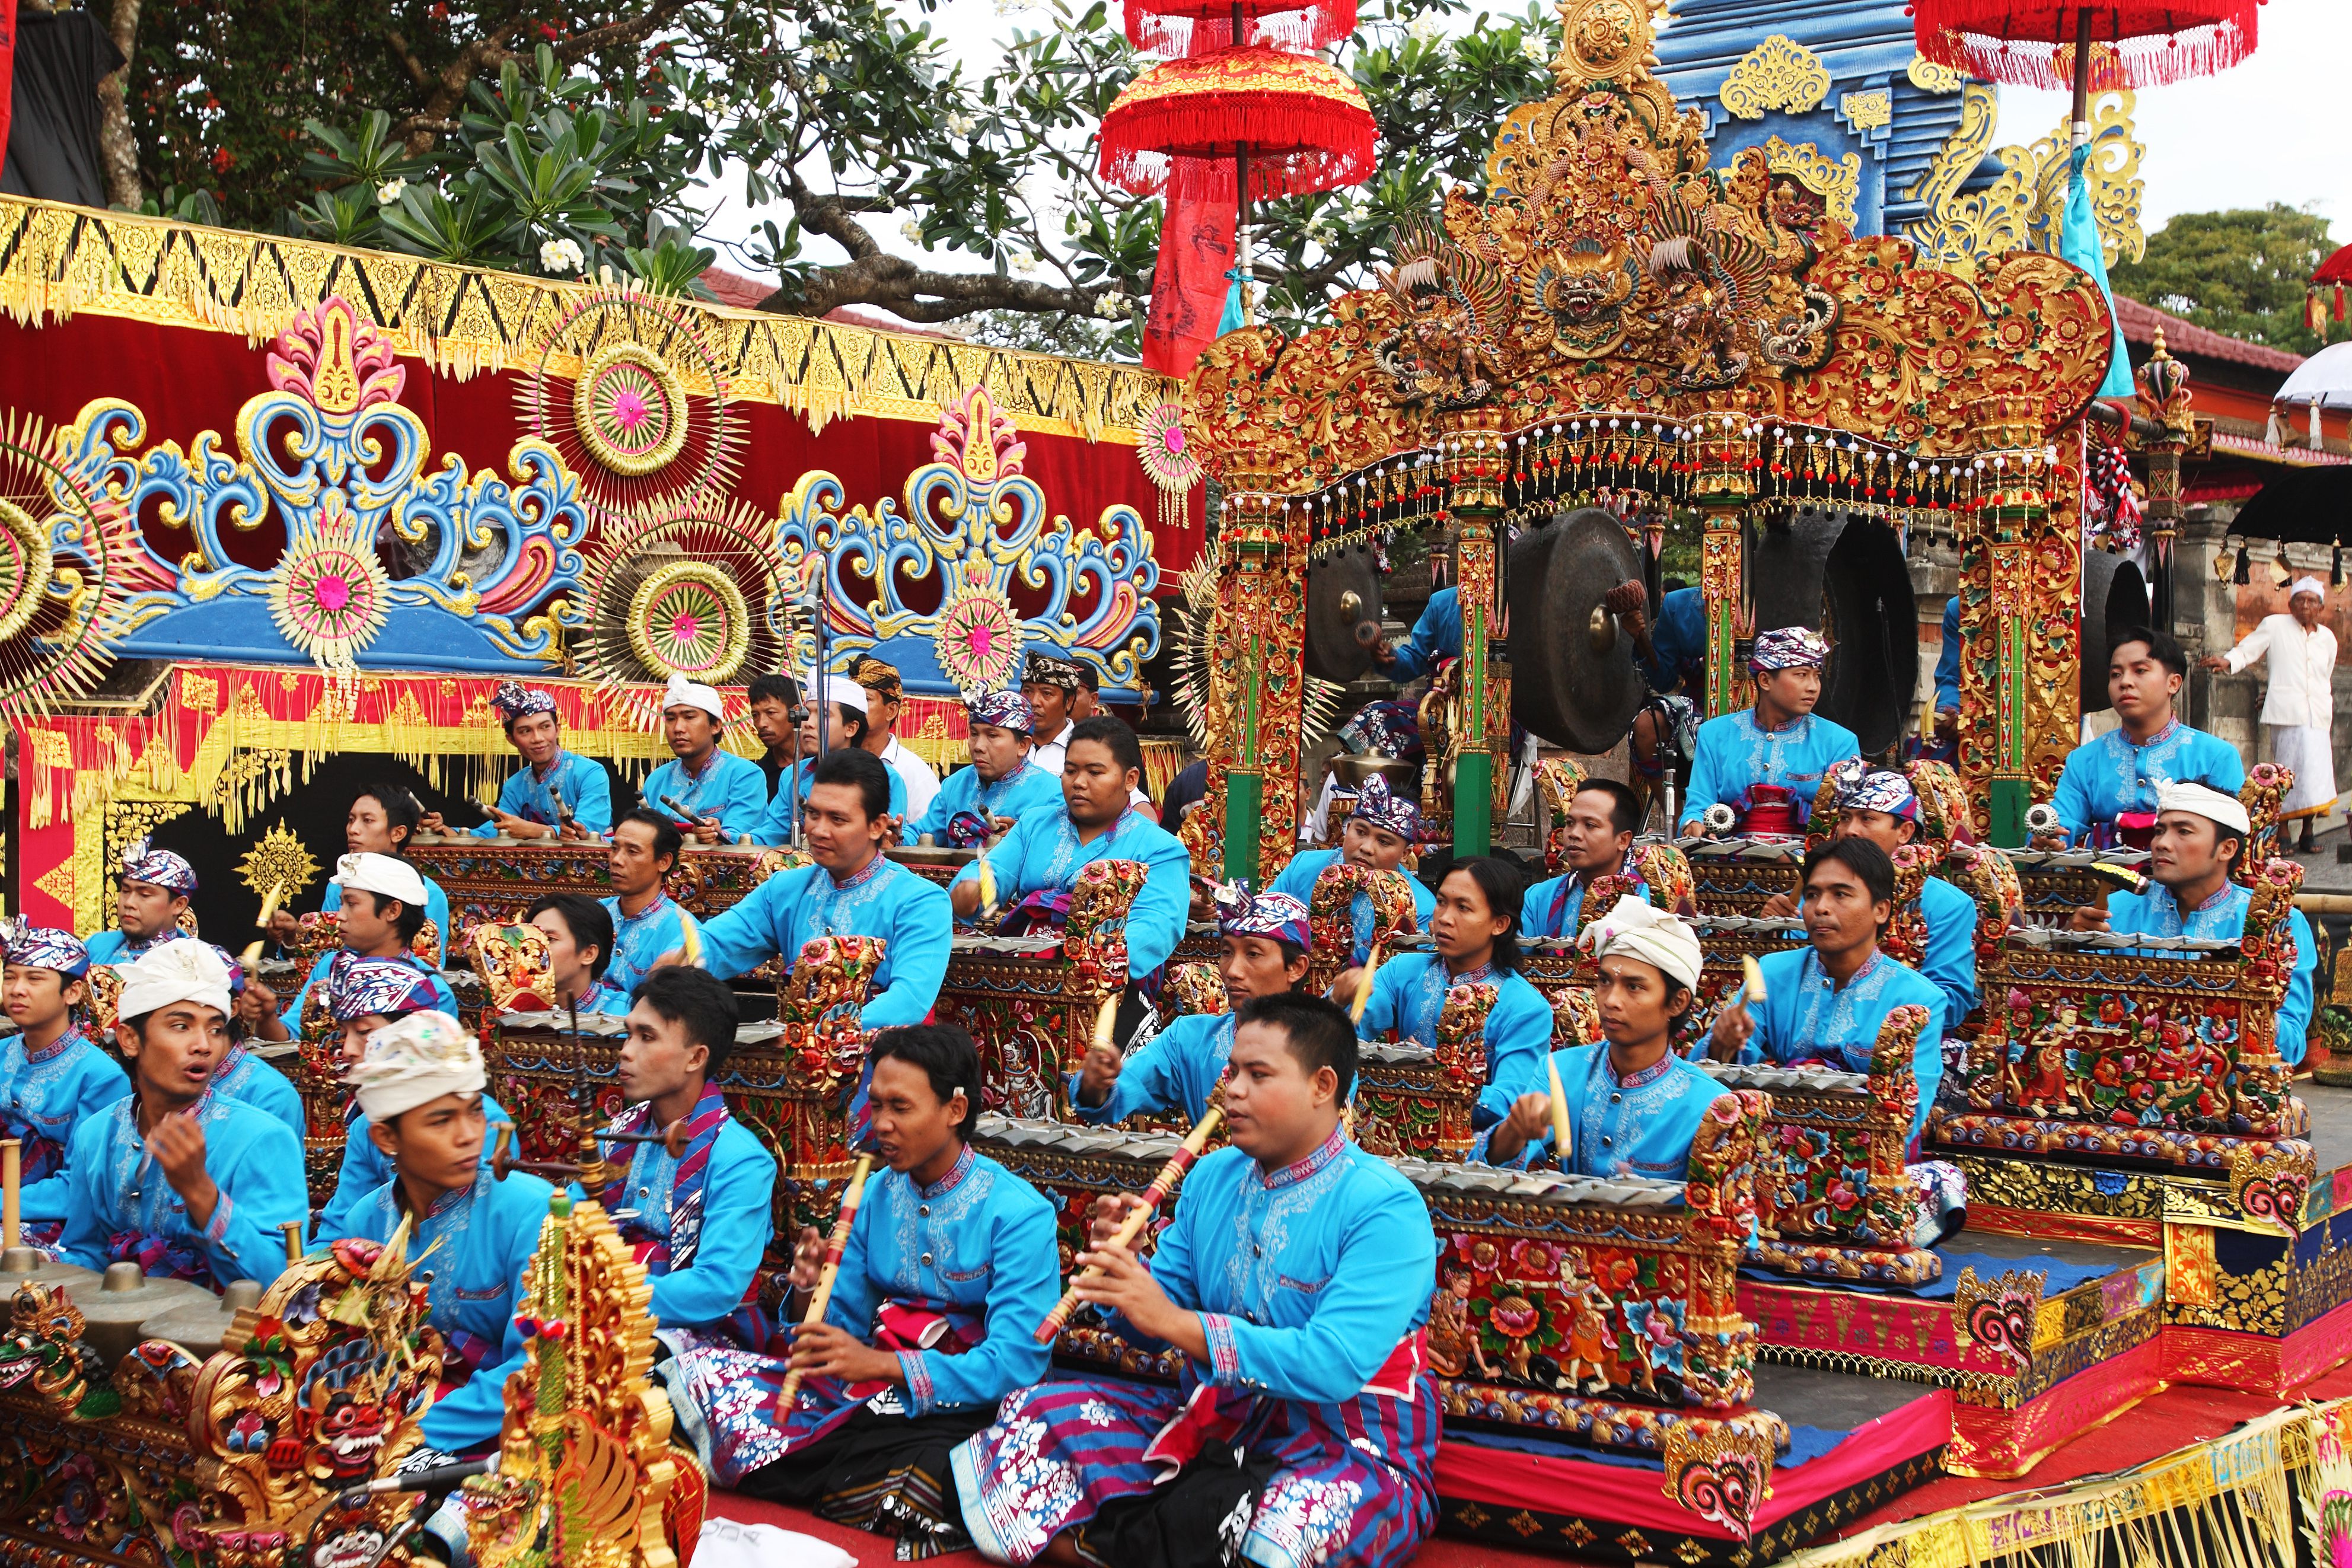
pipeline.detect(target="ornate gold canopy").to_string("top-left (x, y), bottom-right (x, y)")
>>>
top-left (1183, 0), bottom-right (2118, 496)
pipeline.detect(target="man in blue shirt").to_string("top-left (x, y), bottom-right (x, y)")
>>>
top-left (1268, 774), bottom-right (1435, 967)
top-left (1928, 596), bottom-right (1962, 760)
top-left (1681, 625), bottom-right (1861, 836)
top-left (1, 926), bottom-right (129, 1250)
top-left (84, 840), bottom-right (200, 966)
top-left (270, 785), bottom-right (453, 967)
top-left (422, 680), bottom-right (611, 840)
top-left (642, 673), bottom-right (769, 845)
top-left (2066, 781), bottom-right (2318, 1065)
top-left (1375, 586), bottom-right (1465, 682)
top-left (2041, 627), bottom-right (2245, 851)
top-left (910, 690), bottom-right (1063, 848)
top-left (1522, 776), bottom-right (1651, 940)
top-left (598, 810), bottom-right (703, 1006)
top-left (760, 674), bottom-right (907, 844)
top-left (242, 852), bottom-right (457, 1051)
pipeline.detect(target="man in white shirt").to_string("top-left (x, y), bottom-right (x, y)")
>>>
top-left (2204, 575), bottom-right (2340, 849)
top-left (851, 656), bottom-right (942, 826)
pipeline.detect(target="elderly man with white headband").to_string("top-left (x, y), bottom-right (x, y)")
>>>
top-left (757, 671), bottom-right (907, 843)
top-left (642, 673), bottom-right (769, 844)
top-left (56, 940), bottom-right (308, 1292)
top-left (2205, 576), bottom-right (2339, 852)
top-left (2069, 781), bottom-right (2318, 1063)
top-left (1474, 901), bottom-right (1736, 1182)
top-left (339, 1011), bottom-right (554, 1452)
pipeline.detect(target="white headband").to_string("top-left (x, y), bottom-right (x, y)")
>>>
top-left (663, 673), bottom-right (726, 722)
top-left (350, 1011), bottom-right (486, 1123)
top-left (333, 851), bottom-right (429, 910)
top-left (116, 938), bottom-right (234, 1023)
top-left (2157, 780), bottom-right (2252, 837)
top-left (808, 674), bottom-right (868, 716)
top-left (1577, 896), bottom-right (1704, 990)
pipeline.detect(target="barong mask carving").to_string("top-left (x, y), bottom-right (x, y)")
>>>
top-left (469, 923), bottom-right (559, 1014)
top-left (0, 1282), bottom-right (110, 1417)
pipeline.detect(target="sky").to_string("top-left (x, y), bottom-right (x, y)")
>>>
top-left (693, 0), bottom-right (2350, 283)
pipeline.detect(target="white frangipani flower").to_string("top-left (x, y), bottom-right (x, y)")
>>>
top-left (539, 237), bottom-right (586, 275)
top-left (375, 178), bottom-right (407, 206)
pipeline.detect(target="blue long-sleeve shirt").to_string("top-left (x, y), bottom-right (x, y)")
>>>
top-left (345, 1170), bottom-right (558, 1454)
top-left (642, 749), bottom-right (770, 843)
top-left (1386, 587), bottom-right (1462, 682)
top-left (1267, 849), bottom-right (1437, 965)
top-left (1642, 587), bottom-right (1707, 698)
top-left (1471, 1042), bottom-right (1734, 1181)
top-left (597, 1117), bottom-right (777, 1333)
top-left (757, 756), bottom-right (909, 845)
top-left (1520, 874), bottom-right (1650, 941)
top-left (1934, 597), bottom-right (1962, 714)
top-left (599, 891), bottom-right (703, 1005)
top-left (1918, 874), bottom-right (1981, 1029)
top-left (210, 1046), bottom-right (308, 1139)
top-left (470, 751), bottom-right (612, 836)
top-left (2102, 881), bottom-right (2316, 1066)
top-left (2050, 719), bottom-right (2247, 847)
top-left (698, 857), bottom-right (951, 1028)
top-left (910, 758), bottom-right (1065, 845)
top-left (1737, 945), bottom-right (1946, 1142)
top-left (320, 874), bottom-right (454, 969)
top-left (59, 1091), bottom-right (310, 1290)
top-left (1679, 709), bottom-right (1862, 831)
top-left (1, 1028), bottom-right (129, 1225)
top-left (314, 1092), bottom-right (514, 1244)
top-left (822, 1147), bottom-right (1060, 1416)
top-left (1069, 1011), bottom-right (1234, 1128)
top-left (949, 808), bottom-right (1193, 981)
top-left (1355, 953), bottom-right (1552, 1129)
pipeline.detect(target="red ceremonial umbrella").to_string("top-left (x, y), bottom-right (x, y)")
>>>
top-left (2312, 243), bottom-right (2352, 342)
top-left (1126, 0), bottom-right (1357, 58)
top-left (1912, 2), bottom-right (2261, 94)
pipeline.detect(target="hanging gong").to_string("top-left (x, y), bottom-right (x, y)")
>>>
top-left (1506, 508), bottom-right (1646, 753)
top-left (2080, 550), bottom-right (2153, 712)
top-left (1748, 508), bottom-right (1919, 756)
top-left (1304, 546), bottom-right (1387, 685)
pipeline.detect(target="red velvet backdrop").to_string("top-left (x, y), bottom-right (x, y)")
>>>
top-left (0, 313), bottom-right (1204, 578)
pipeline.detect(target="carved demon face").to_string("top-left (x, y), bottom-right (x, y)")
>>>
top-left (311, 1527), bottom-right (387, 1568)
top-left (311, 1391), bottom-right (389, 1481)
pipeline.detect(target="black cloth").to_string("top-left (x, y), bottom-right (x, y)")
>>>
top-left (1161, 758), bottom-right (1208, 824)
top-left (735, 1404), bottom-right (993, 1559)
top-left (1072, 1445), bottom-right (1283, 1568)
top-left (1, 10), bottom-right (122, 207)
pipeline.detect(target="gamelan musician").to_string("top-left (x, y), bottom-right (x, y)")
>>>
top-left (270, 783), bottom-right (453, 967)
top-left (1521, 776), bottom-right (1652, 940)
top-left (947, 716), bottom-right (1191, 984)
top-left (315, 956), bottom-right (513, 1243)
top-left (1761, 762), bottom-right (1978, 1030)
top-left (421, 680), bottom-right (610, 840)
top-left (2066, 782), bottom-right (2316, 1064)
top-left (1070, 882), bottom-right (1314, 1128)
top-left (83, 838), bottom-right (199, 965)
top-left (524, 893), bottom-right (619, 1015)
top-left (642, 673), bottom-right (769, 845)
top-left (698, 749), bottom-right (952, 1134)
top-left (664, 1025), bottom-right (1058, 1556)
top-left (2041, 627), bottom-right (2243, 851)
top-left (599, 809), bottom-right (705, 1007)
top-left (1353, 856), bottom-right (1551, 1130)
top-left (759, 673), bottom-right (908, 844)
top-left (1475, 901), bottom-right (1733, 1182)
top-left (0, 926), bottom-right (128, 1250)
top-left (245, 852), bottom-right (457, 1057)
top-left (59, 941), bottom-right (308, 1290)
top-left (909, 689), bottom-right (1063, 849)
top-left (1679, 626), bottom-right (1860, 837)
top-left (952, 995), bottom-right (1440, 1568)
top-left (1267, 773), bottom-right (1436, 965)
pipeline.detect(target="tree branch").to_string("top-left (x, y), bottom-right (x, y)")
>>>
top-left (96, 0), bottom-right (144, 209)
top-left (755, 253), bottom-right (1094, 323)
top-left (383, 27), bottom-right (432, 90)
top-left (549, 0), bottom-right (695, 66)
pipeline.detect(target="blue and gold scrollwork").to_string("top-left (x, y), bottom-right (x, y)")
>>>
top-left (770, 384), bottom-right (1161, 696)
top-left (55, 297), bottom-right (588, 672)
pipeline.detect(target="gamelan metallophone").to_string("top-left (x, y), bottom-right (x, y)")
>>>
top-left (972, 1107), bottom-right (1788, 1458)
top-left (406, 832), bottom-right (806, 935)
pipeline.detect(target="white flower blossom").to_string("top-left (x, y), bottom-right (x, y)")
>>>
top-left (1407, 15), bottom-right (1439, 43)
top-left (1521, 33), bottom-right (1551, 63)
top-left (375, 178), bottom-right (407, 206)
top-left (901, 218), bottom-right (925, 244)
top-left (1094, 291), bottom-right (1131, 320)
top-left (1008, 249), bottom-right (1038, 275)
top-left (539, 237), bottom-right (586, 275)
top-left (946, 110), bottom-right (976, 137)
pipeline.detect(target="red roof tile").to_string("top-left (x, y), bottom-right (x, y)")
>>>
top-left (2113, 294), bottom-right (2306, 375)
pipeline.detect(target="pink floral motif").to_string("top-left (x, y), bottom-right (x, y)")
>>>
top-left (267, 296), bottom-right (406, 414)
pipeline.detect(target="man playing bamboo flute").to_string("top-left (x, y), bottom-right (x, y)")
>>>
top-left (58, 941), bottom-right (308, 1291)
top-left (953, 994), bottom-right (1441, 1568)
top-left (663, 1025), bottom-right (1059, 1559)
top-left (1474, 901), bottom-right (1733, 1180)
top-left (1, 926), bottom-right (128, 1251)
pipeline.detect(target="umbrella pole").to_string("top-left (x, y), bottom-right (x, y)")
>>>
top-left (1232, 0), bottom-right (1253, 329)
top-left (2069, 8), bottom-right (2094, 149)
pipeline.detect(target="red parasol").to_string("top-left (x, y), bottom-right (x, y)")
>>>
top-left (1911, 1), bottom-right (2262, 94)
top-left (1098, 45), bottom-right (1376, 199)
top-left (1126, 0), bottom-right (1357, 57)
top-left (2312, 243), bottom-right (2352, 339)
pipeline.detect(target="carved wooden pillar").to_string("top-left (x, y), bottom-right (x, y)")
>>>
top-left (1693, 413), bottom-right (1760, 718)
top-left (2134, 328), bottom-right (2195, 632)
top-left (1442, 410), bottom-right (1508, 856)
top-left (1186, 477), bottom-right (1309, 885)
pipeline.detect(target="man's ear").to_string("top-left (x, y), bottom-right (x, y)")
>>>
top-left (368, 1116), bottom-right (400, 1160)
top-left (1315, 1064), bottom-right (1340, 1106)
top-left (114, 1022), bottom-right (140, 1061)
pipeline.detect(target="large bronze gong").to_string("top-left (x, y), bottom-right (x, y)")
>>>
top-left (1303, 544), bottom-right (1387, 684)
top-left (1507, 508), bottom-right (1646, 753)
top-left (1748, 509), bottom-right (1920, 756)
top-left (2080, 549), bottom-right (2153, 711)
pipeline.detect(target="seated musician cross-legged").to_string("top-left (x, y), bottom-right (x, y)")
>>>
top-left (1711, 838), bottom-right (1964, 1244)
top-left (910, 690), bottom-right (1064, 849)
top-left (948, 716), bottom-right (1191, 990)
top-left (698, 748), bottom-right (952, 1132)
top-left (1680, 626), bottom-right (1860, 838)
top-left (83, 839), bottom-right (200, 965)
top-left (1522, 777), bottom-right (1650, 940)
top-left (59, 941), bottom-right (309, 1291)
top-left (953, 994), bottom-right (1440, 1568)
top-left (339, 1011), bottom-right (556, 1454)
top-left (2067, 782), bottom-right (2317, 1063)
top-left (1762, 763), bottom-right (1978, 1031)
top-left (662, 1025), bottom-right (1059, 1557)
top-left (1354, 856), bottom-right (1551, 1130)
top-left (2, 928), bottom-right (129, 1251)
top-left (1070, 882), bottom-right (1312, 1127)
top-left (1267, 775), bottom-right (1436, 966)
top-left (2040, 627), bottom-right (2244, 850)
top-left (1476, 902), bottom-right (1733, 1180)
top-left (315, 957), bottom-right (514, 1242)
top-left (597, 966), bottom-right (776, 1345)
